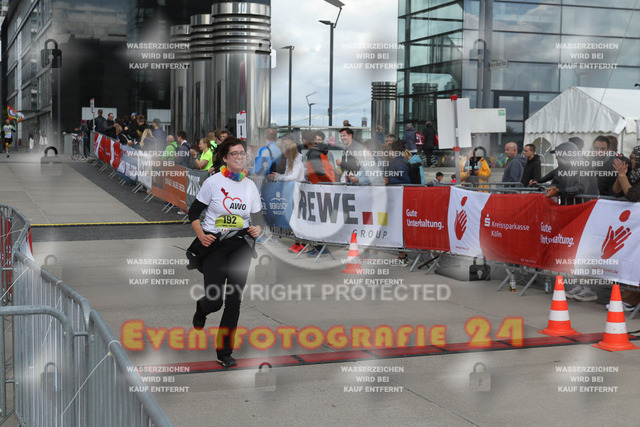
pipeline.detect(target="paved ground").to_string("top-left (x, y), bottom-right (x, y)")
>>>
top-left (2, 152), bottom-right (640, 426)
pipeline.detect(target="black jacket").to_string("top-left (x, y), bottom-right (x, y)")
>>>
top-left (94, 115), bottom-right (107, 133)
top-left (421, 123), bottom-right (437, 150)
top-left (103, 119), bottom-right (116, 139)
top-left (521, 155), bottom-right (541, 187)
top-left (340, 140), bottom-right (366, 176)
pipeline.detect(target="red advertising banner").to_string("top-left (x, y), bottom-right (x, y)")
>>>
top-left (151, 165), bottom-right (188, 212)
top-left (479, 193), bottom-right (543, 268)
top-left (538, 198), bottom-right (597, 274)
top-left (94, 133), bottom-right (122, 170)
top-left (403, 186), bottom-right (450, 251)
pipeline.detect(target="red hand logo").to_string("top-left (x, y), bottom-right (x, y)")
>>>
top-left (455, 209), bottom-right (467, 240)
top-left (601, 225), bottom-right (631, 259)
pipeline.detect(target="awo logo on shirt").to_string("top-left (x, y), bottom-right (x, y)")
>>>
top-left (221, 187), bottom-right (247, 213)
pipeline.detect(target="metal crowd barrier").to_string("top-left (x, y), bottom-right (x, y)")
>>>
top-left (0, 204), bottom-right (172, 426)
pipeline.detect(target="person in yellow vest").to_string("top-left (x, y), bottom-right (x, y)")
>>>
top-left (191, 138), bottom-right (215, 173)
top-left (460, 146), bottom-right (491, 184)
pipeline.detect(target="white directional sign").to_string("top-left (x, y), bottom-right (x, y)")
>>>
top-left (436, 98), bottom-right (472, 149)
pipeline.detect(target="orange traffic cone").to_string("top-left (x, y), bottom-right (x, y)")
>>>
top-left (341, 232), bottom-right (362, 274)
top-left (538, 276), bottom-right (579, 336)
top-left (593, 284), bottom-right (639, 351)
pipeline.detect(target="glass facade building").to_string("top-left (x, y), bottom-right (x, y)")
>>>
top-left (1, 0), bottom-right (210, 143)
top-left (397, 0), bottom-right (640, 150)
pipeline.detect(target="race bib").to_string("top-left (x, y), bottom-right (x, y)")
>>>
top-left (215, 215), bottom-right (244, 229)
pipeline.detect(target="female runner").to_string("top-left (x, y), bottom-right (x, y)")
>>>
top-left (188, 136), bottom-right (261, 367)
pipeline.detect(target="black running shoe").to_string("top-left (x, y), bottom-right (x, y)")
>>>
top-left (192, 302), bottom-right (206, 330)
top-left (217, 355), bottom-right (237, 367)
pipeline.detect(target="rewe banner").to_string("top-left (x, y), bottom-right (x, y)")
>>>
top-left (290, 183), bottom-right (404, 248)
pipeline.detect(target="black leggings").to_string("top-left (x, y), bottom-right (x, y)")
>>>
top-left (197, 236), bottom-right (253, 357)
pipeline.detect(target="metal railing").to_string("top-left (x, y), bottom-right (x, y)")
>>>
top-left (0, 204), bottom-right (173, 426)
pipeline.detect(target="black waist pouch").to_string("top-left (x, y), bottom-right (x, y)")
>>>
top-left (186, 229), bottom-right (257, 273)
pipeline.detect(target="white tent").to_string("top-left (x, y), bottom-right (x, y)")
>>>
top-left (524, 86), bottom-right (640, 157)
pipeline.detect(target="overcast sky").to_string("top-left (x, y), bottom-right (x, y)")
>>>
top-left (270, 0), bottom-right (400, 127)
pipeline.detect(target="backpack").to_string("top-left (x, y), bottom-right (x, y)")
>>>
top-left (408, 162), bottom-right (422, 184)
top-left (254, 146), bottom-right (274, 175)
top-left (415, 132), bottom-right (425, 146)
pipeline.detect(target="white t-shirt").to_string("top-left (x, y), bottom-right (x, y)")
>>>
top-left (196, 172), bottom-right (261, 233)
top-left (3, 125), bottom-right (14, 139)
top-left (272, 155), bottom-right (304, 181)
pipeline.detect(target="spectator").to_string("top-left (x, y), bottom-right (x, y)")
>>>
top-left (502, 142), bottom-right (526, 183)
top-left (421, 121), bottom-right (437, 167)
top-left (612, 146), bottom-right (640, 202)
top-left (140, 128), bottom-right (158, 152)
top-left (521, 143), bottom-right (541, 187)
top-left (335, 127), bottom-right (366, 183)
top-left (151, 118), bottom-right (167, 146)
top-left (203, 131), bottom-right (222, 171)
top-left (267, 128), bottom-right (284, 172)
top-left (402, 123), bottom-right (417, 155)
top-left (134, 115), bottom-right (149, 141)
top-left (267, 139), bottom-right (304, 182)
top-left (545, 141), bottom-right (598, 205)
top-left (407, 150), bottom-right (426, 184)
top-left (114, 124), bottom-right (132, 146)
top-left (103, 113), bottom-right (116, 139)
top-left (303, 130), bottom-right (335, 184)
top-left (191, 138), bottom-right (215, 172)
top-left (451, 174), bottom-right (457, 184)
top-left (373, 125), bottom-right (384, 146)
top-left (28, 131), bottom-right (34, 153)
top-left (431, 171), bottom-right (445, 186)
top-left (460, 147), bottom-right (491, 184)
top-left (174, 130), bottom-right (192, 167)
top-left (39, 131), bottom-right (48, 148)
top-left (384, 140), bottom-right (410, 185)
top-left (215, 129), bottom-right (230, 145)
top-left (80, 120), bottom-right (91, 157)
top-left (592, 135), bottom-right (617, 197)
top-left (94, 109), bottom-right (107, 133)
top-left (343, 119), bottom-right (352, 127)
top-left (126, 113), bottom-right (138, 140)
top-left (163, 135), bottom-right (179, 161)
top-left (384, 134), bottom-right (396, 147)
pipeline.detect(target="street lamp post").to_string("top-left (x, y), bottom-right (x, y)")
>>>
top-left (41, 39), bottom-right (62, 150)
top-left (319, 0), bottom-right (344, 127)
top-left (281, 45), bottom-right (295, 129)
top-left (306, 91), bottom-right (317, 126)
